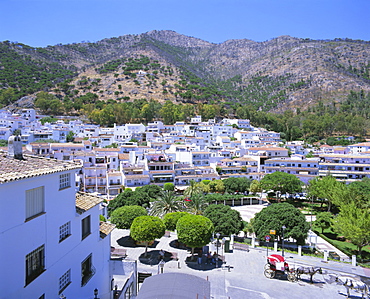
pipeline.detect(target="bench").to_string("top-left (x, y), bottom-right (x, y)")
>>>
top-left (111, 246), bottom-right (127, 258)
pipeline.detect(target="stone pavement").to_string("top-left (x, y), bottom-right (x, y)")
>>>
top-left (111, 228), bottom-right (370, 299)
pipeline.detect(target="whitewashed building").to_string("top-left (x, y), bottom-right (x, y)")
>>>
top-left (0, 137), bottom-right (116, 299)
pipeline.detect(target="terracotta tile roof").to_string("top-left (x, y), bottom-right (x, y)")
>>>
top-left (75, 192), bottom-right (103, 214)
top-left (100, 221), bottom-right (115, 238)
top-left (94, 148), bottom-right (120, 152)
top-left (118, 154), bottom-right (130, 160)
top-left (0, 152), bottom-right (81, 184)
top-left (50, 143), bottom-right (84, 148)
top-left (233, 157), bottom-right (257, 161)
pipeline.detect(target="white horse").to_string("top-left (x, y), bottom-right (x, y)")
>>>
top-left (335, 276), bottom-right (369, 299)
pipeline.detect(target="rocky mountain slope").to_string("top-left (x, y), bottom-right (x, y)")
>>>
top-left (1, 30), bottom-right (370, 112)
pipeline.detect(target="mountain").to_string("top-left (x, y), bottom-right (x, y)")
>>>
top-left (1, 30), bottom-right (370, 112)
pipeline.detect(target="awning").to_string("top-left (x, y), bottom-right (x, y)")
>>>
top-left (152, 174), bottom-right (173, 178)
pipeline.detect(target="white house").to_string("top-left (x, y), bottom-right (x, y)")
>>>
top-left (0, 137), bottom-right (115, 299)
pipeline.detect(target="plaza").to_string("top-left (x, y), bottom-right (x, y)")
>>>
top-left (111, 228), bottom-right (370, 299)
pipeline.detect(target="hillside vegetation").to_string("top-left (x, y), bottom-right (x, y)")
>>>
top-left (1, 31), bottom-right (370, 139)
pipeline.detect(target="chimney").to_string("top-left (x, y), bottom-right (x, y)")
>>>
top-left (8, 136), bottom-right (23, 160)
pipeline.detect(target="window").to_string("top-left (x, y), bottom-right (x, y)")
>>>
top-left (59, 269), bottom-right (71, 294)
top-left (26, 245), bottom-right (45, 285)
top-left (26, 186), bottom-right (45, 221)
top-left (81, 254), bottom-right (95, 286)
top-left (59, 222), bottom-right (71, 242)
top-left (60, 173), bottom-right (71, 189)
top-left (81, 216), bottom-right (91, 240)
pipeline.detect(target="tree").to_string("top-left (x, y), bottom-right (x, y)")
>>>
top-left (332, 202), bottom-right (370, 258)
top-left (203, 204), bottom-right (244, 236)
top-left (249, 180), bottom-right (262, 195)
top-left (110, 205), bottom-right (147, 229)
top-left (130, 216), bottom-right (165, 256)
top-left (163, 212), bottom-right (189, 231)
top-left (313, 212), bottom-right (333, 233)
top-left (346, 178), bottom-right (370, 208)
top-left (150, 191), bottom-right (184, 218)
top-left (252, 203), bottom-right (309, 244)
top-left (107, 189), bottom-right (151, 215)
top-left (184, 180), bottom-right (202, 198)
top-left (197, 181), bottom-right (210, 194)
top-left (308, 175), bottom-right (345, 212)
top-left (223, 177), bottom-right (252, 193)
top-left (260, 172), bottom-right (303, 201)
top-left (163, 182), bottom-right (175, 191)
top-left (176, 214), bottom-right (214, 258)
top-left (209, 180), bottom-right (225, 193)
top-left (138, 184), bottom-right (163, 199)
top-left (185, 192), bottom-right (208, 215)
top-left (35, 91), bottom-right (63, 115)
top-left (66, 131), bottom-right (75, 142)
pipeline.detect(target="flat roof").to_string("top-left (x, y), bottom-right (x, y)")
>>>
top-left (137, 273), bottom-right (210, 299)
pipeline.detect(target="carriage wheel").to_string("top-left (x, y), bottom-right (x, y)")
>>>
top-left (264, 269), bottom-right (275, 279)
top-left (287, 272), bottom-right (297, 282)
top-left (264, 263), bottom-right (271, 270)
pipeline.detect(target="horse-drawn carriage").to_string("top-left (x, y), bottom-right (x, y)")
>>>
top-left (264, 254), bottom-right (297, 282)
top-left (264, 254), bottom-right (323, 283)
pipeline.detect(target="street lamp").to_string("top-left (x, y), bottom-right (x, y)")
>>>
top-left (281, 225), bottom-right (286, 257)
top-left (216, 232), bottom-right (220, 268)
top-left (159, 259), bottom-right (165, 273)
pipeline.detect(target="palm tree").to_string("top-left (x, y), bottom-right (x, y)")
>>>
top-left (150, 191), bottom-right (184, 218)
top-left (186, 192), bottom-right (208, 215)
top-left (184, 180), bottom-right (202, 198)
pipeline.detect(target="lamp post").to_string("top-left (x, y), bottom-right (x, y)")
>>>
top-left (159, 260), bottom-right (165, 273)
top-left (216, 232), bottom-right (220, 268)
top-left (281, 225), bottom-right (286, 257)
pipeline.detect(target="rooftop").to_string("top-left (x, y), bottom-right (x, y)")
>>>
top-left (75, 192), bottom-right (103, 214)
top-left (99, 221), bottom-right (115, 239)
top-left (0, 151), bottom-right (81, 184)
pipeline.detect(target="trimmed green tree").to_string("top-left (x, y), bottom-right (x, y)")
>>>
top-left (163, 212), bottom-right (189, 231)
top-left (107, 188), bottom-right (151, 215)
top-left (130, 216), bottom-right (165, 256)
top-left (203, 204), bottom-right (244, 236)
top-left (176, 214), bottom-right (214, 258)
top-left (252, 202), bottom-right (309, 245)
top-left (110, 205), bottom-right (147, 229)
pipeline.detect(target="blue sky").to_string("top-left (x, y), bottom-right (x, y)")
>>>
top-left (1, 0), bottom-right (369, 47)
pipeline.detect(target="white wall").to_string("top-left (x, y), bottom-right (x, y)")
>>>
top-left (0, 169), bottom-right (111, 299)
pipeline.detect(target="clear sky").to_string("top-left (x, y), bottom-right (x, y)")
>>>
top-left (1, 0), bottom-right (369, 47)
